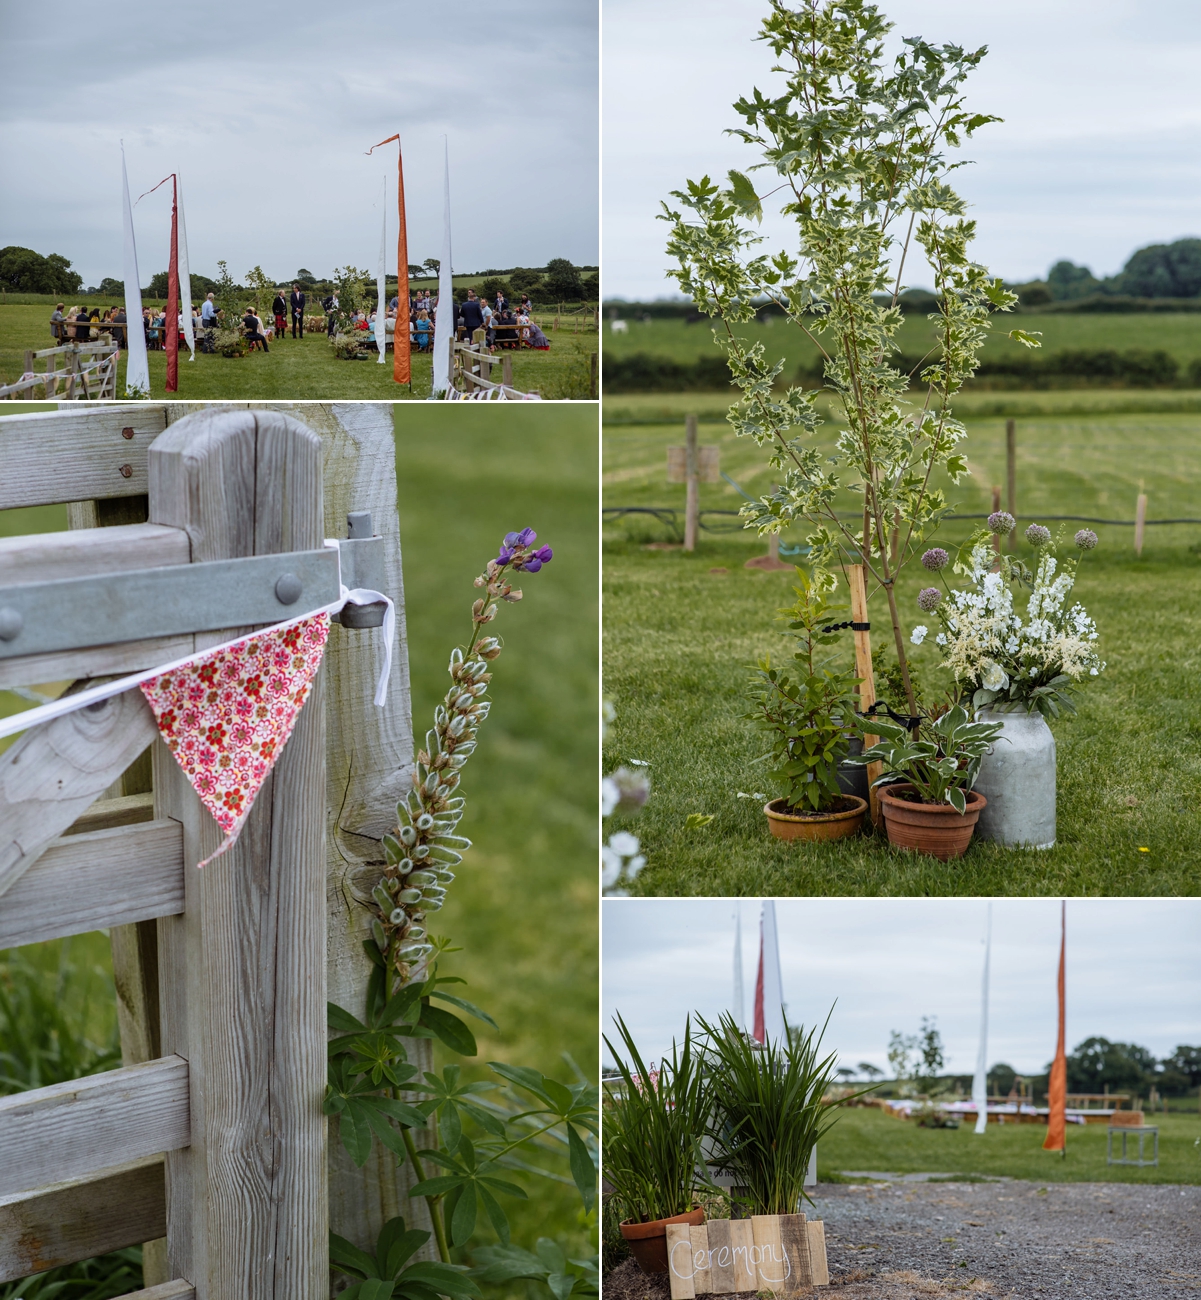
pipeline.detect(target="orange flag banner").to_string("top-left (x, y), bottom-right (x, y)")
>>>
top-left (367, 134), bottom-right (410, 386)
top-left (1043, 901), bottom-right (1067, 1152)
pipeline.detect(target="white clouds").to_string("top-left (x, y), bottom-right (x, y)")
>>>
top-left (602, 0), bottom-right (1201, 298)
top-left (0, 0), bottom-right (598, 285)
top-left (602, 898), bottom-right (1201, 1076)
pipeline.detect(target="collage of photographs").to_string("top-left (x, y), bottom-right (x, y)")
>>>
top-left (0, 1), bottom-right (1196, 1299)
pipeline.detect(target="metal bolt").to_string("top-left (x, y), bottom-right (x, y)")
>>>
top-left (118, 464), bottom-right (133, 478)
top-left (0, 608), bottom-right (23, 641)
top-left (121, 426), bottom-right (135, 440)
top-left (275, 573), bottom-right (303, 605)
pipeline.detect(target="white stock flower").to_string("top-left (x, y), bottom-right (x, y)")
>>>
top-left (601, 777), bottom-right (619, 818)
top-left (911, 625), bottom-right (928, 645)
top-left (981, 661), bottom-right (1009, 692)
top-left (608, 831), bottom-right (641, 857)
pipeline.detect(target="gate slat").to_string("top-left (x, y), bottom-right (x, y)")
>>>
top-left (0, 635), bottom-right (196, 693)
top-left (0, 1057), bottom-right (190, 1198)
top-left (0, 689), bottom-right (159, 901)
top-left (127, 1284), bottom-right (195, 1299)
top-left (0, 819), bottom-right (184, 949)
top-left (0, 407), bottom-right (165, 510)
top-left (0, 1157), bottom-right (165, 1282)
top-left (0, 524), bottom-right (190, 584)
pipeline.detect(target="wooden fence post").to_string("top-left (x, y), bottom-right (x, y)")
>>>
top-left (149, 408), bottom-right (328, 1298)
top-left (848, 565), bottom-right (881, 826)
top-left (259, 403), bottom-right (430, 1255)
top-left (991, 486), bottom-right (1002, 566)
top-left (683, 414), bottom-right (699, 552)
top-left (1135, 489), bottom-right (1147, 557)
top-left (1006, 419), bottom-right (1016, 552)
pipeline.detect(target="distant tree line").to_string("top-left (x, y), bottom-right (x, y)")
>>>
top-left (2, 248), bottom-right (598, 304)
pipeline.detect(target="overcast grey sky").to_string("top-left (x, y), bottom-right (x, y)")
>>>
top-left (603, 0), bottom-right (1201, 299)
top-left (0, 0), bottom-right (598, 288)
top-left (602, 899), bottom-right (1201, 1076)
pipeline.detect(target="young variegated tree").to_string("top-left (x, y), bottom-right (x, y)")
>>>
top-left (660, 0), bottom-right (1040, 712)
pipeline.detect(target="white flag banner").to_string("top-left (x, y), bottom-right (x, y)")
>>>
top-left (973, 903), bottom-right (992, 1134)
top-left (121, 147), bottom-right (150, 396)
top-left (430, 139), bottom-right (454, 397)
top-left (761, 900), bottom-right (786, 1043)
top-left (732, 902), bottom-right (744, 1029)
top-left (376, 180), bottom-right (388, 364)
top-left (177, 175), bottom-right (195, 361)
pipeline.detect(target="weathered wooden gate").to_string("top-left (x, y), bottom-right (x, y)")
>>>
top-left (0, 403), bottom-right (425, 1297)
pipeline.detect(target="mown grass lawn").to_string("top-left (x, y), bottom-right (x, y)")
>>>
top-left (0, 403), bottom-right (599, 1267)
top-left (817, 1105), bottom-right (1201, 1186)
top-left (603, 398), bottom-right (1201, 895)
top-left (0, 303), bottom-right (598, 399)
top-left (602, 310), bottom-right (1201, 374)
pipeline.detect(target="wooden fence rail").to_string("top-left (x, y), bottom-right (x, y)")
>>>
top-left (0, 403), bottom-right (417, 1297)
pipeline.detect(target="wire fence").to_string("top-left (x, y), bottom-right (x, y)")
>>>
top-left (602, 506), bottom-right (1201, 541)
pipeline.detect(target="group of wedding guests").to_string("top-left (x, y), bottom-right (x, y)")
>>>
top-left (48, 283), bottom-right (553, 358)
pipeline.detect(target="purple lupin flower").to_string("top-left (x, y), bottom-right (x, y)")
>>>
top-left (532, 545), bottom-right (553, 563)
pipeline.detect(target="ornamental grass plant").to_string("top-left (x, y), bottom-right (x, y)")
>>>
top-left (601, 1013), bottom-right (713, 1224)
top-left (696, 1012), bottom-right (846, 1216)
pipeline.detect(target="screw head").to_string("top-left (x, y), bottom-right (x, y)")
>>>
top-left (0, 608), bottom-right (23, 641)
top-left (274, 573), bottom-right (303, 605)
top-left (121, 426), bottom-right (135, 440)
top-left (118, 463), bottom-right (133, 479)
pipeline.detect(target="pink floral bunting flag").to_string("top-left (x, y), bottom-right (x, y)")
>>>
top-left (139, 613), bottom-right (331, 865)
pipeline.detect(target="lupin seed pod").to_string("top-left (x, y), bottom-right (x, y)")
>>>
top-left (399, 825), bottom-right (417, 847)
top-left (407, 870), bottom-right (438, 887)
top-left (407, 925), bottom-right (426, 940)
top-left (398, 857), bottom-right (414, 873)
top-left (371, 919), bottom-right (388, 951)
top-left (383, 834), bottom-right (405, 863)
top-left (373, 883), bottom-right (394, 912)
top-left (389, 908), bottom-right (407, 925)
top-left (412, 844), bottom-right (431, 860)
top-left (416, 813), bottom-right (435, 831)
top-left (397, 887), bottom-right (423, 905)
top-left (433, 869), bottom-right (455, 885)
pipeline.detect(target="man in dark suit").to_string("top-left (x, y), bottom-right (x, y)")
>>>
top-left (290, 283), bottom-right (306, 338)
top-left (459, 290), bottom-right (485, 339)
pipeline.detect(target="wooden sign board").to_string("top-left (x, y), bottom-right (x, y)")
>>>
top-left (667, 445), bottom-right (721, 483)
top-left (665, 1215), bottom-right (829, 1296)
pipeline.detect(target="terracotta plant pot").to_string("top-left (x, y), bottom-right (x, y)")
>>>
top-left (877, 783), bottom-right (987, 861)
top-left (620, 1206), bottom-right (705, 1274)
top-left (764, 794), bottom-right (868, 842)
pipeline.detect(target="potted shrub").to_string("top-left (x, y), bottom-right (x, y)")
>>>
top-left (745, 569), bottom-right (868, 841)
top-left (910, 523), bottom-right (1105, 849)
top-left (696, 1011), bottom-right (847, 1215)
top-left (849, 706), bottom-right (1002, 860)
top-left (602, 1012), bottom-right (713, 1274)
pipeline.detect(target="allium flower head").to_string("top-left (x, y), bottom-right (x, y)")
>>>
top-left (918, 586), bottom-right (942, 612)
top-left (922, 547), bottom-right (949, 571)
top-left (1074, 529), bottom-right (1098, 550)
top-left (988, 511), bottom-right (1016, 535)
top-left (1026, 523), bottom-right (1051, 546)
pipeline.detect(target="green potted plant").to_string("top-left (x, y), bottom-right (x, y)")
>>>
top-left (697, 1011), bottom-right (847, 1215)
top-left (602, 1013), bottom-right (712, 1274)
top-left (848, 706), bottom-right (1002, 860)
top-left (745, 568), bottom-right (867, 841)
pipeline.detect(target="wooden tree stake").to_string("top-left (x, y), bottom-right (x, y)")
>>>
top-left (848, 565), bottom-right (881, 825)
top-left (1135, 491), bottom-right (1147, 556)
top-left (684, 413), bottom-right (699, 552)
top-left (1006, 418), bottom-right (1016, 552)
top-left (991, 485), bottom-right (1002, 566)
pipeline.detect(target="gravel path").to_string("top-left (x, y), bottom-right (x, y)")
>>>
top-left (816, 1178), bottom-right (1201, 1297)
top-left (604, 1181), bottom-right (1201, 1299)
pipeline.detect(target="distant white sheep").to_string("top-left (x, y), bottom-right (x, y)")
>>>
top-left (610, 318), bottom-right (629, 334)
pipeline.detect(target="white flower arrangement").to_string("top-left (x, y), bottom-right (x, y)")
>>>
top-left (920, 530), bottom-right (1105, 718)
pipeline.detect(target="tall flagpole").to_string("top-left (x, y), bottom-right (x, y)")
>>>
top-left (430, 138), bottom-right (454, 398)
top-left (376, 178), bottom-right (388, 364)
top-left (120, 145), bottom-right (150, 396)
top-left (393, 138), bottom-right (411, 386)
top-left (732, 903), bottom-right (744, 1029)
top-left (165, 176), bottom-right (180, 392)
top-left (761, 900), bottom-right (786, 1042)
top-left (972, 903), bottom-right (992, 1135)
top-left (177, 175), bottom-right (195, 361)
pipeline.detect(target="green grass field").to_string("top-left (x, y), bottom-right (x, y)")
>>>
top-left (602, 396), bottom-right (1201, 894)
top-left (817, 1105), bottom-right (1201, 1186)
top-left (0, 404), bottom-right (599, 1274)
top-left (602, 310), bottom-right (1201, 375)
top-left (0, 303), bottom-right (598, 399)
